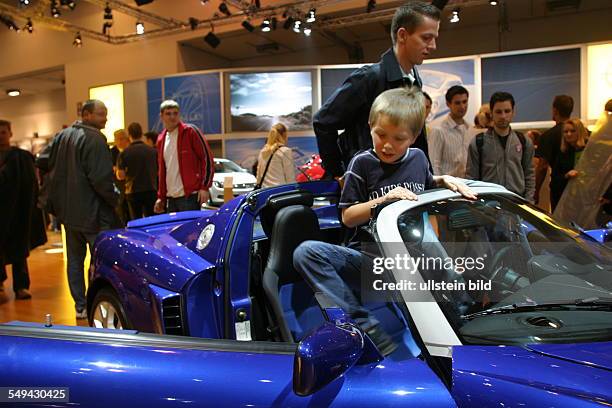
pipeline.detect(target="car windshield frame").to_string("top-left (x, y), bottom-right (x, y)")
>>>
top-left (215, 160), bottom-right (245, 173)
top-left (374, 187), bottom-right (612, 350)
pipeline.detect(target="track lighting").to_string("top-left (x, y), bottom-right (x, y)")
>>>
top-left (366, 0), bottom-right (376, 13)
top-left (218, 2), bottom-right (231, 17)
top-left (7, 89), bottom-right (21, 97)
top-left (136, 21), bottom-right (144, 34)
top-left (261, 17), bottom-right (271, 32)
top-left (104, 3), bottom-right (113, 20)
top-left (204, 23), bottom-right (219, 48)
top-left (306, 8), bottom-right (316, 23)
top-left (19, 0), bottom-right (30, 6)
top-left (292, 19), bottom-right (301, 33)
top-left (60, 0), bottom-right (76, 10)
top-left (241, 19), bottom-right (254, 32)
top-left (51, 0), bottom-right (60, 18)
top-left (489, 0), bottom-right (498, 4)
top-left (24, 18), bottom-right (33, 33)
top-left (73, 31), bottom-right (82, 47)
top-left (102, 21), bottom-right (112, 34)
top-left (283, 16), bottom-right (294, 30)
top-left (189, 17), bottom-right (199, 30)
top-left (303, 25), bottom-right (311, 36)
top-left (450, 8), bottom-right (460, 23)
top-left (0, 14), bottom-right (19, 31)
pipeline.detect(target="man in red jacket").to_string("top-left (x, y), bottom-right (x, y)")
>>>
top-left (154, 100), bottom-right (215, 213)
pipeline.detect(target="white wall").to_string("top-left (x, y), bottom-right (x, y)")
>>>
top-left (0, 88), bottom-right (67, 142)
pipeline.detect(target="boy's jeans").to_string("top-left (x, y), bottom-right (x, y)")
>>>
top-left (293, 240), bottom-right (379, 331)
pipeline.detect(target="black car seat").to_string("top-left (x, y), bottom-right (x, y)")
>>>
top-left (260, 191), bottom-right (325, 342)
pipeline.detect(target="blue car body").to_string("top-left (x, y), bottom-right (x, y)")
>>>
top-left (0, 180), bottom-right (610, 407)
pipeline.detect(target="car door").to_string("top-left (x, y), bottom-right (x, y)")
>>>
top-left (0, 323), bottom-right (456, 408)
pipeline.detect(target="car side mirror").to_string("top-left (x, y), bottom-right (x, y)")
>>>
top-left (292, 321), bottom-right (364, 397)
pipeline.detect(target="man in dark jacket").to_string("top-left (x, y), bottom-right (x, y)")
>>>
top-left (37, 100), bottom-right (118, 319)
top-left (313, 1), bottom-right (440, 178)
top-left (0, 120), bottom-right (45, 303)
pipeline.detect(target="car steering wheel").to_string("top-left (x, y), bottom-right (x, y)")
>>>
top-left (486, 246), bottom-right (512, 281)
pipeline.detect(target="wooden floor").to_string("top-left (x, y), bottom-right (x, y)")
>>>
top-left (0, 231), bottom-right (88, 327)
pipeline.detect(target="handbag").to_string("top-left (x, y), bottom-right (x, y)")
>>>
top-left (254, 147), bottom-right (279, 190)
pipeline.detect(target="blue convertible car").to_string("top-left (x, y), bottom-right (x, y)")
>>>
top-left (1, 180), bottom-right (611, 407)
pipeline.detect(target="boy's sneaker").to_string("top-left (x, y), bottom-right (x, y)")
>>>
top-left (365, 325), bottom-right (398, 356)
top-left (75, 309), bottom-right (88, 320)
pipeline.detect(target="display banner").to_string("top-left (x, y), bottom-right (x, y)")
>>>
top-left (482, 48), bottom-right (581, 122)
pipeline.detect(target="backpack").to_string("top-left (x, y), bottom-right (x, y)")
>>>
top-left (476, 131), bottom-right (527, 180)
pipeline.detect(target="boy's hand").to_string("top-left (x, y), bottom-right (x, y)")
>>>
top-left (441, 176), bottom-right (478, 200)
top-left (383, 187), bottom-right (417, 202)
top-left (565, 170), bottom-right (578, 178)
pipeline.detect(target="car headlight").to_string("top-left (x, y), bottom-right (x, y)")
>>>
top-left (213, 181), bottom-right (224, 188)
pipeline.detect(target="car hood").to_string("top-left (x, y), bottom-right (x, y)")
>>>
top-left (452, 344), bottom-right (612, 406)
top-left (213, 172), bottom-right (256, 184)
top-left (526, 342), bottom-right (612, 371)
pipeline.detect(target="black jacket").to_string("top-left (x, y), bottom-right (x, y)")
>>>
top-left (313, 48), bottom-right (429, 178)
top-left (0, 148), bottom-right (46, 263)
top-left (37, 122), bottom-right (119, 233)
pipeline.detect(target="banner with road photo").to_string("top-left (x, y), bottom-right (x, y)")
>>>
top-left (229, 71), bottom-right (314, 132)
top-left (421, 57), bottom-right (478, 125)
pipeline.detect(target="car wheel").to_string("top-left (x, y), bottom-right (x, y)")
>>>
top-left (89, 288), bottom-right (131, 330)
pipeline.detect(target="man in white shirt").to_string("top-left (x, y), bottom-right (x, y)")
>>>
top-left (428, 85), bottom-right (472, 177)
top-left (154, 100), bottom-right (214, 213)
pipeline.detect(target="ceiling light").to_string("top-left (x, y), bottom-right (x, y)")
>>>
top-left (19, 0), bottom-right (30, 6)
top-left (136, 21), bottom-right (144, 34)
top-left (7, 89), bottom-right (20, 97)
top-left (450, 8), bottom-right (460, 23)
top-left (200, 0), bottom-right (208, 4)
top-left (104, 3), bottom-right (113, 20)
top-left (204, 24), bottom-right (219, 48)
top-left (60, 0), bottom-right (76, 9)
top-left (292, 19), bottom-right (301, 33)
top-left (241, 19), bottom-right (254, 32)
top-left (24, 18), bottom-right (33, 33)
top-left (135, 0), bottom-right (155, 5)
top-left (67, 1), bottom-right (76, 10)
top-left (0, 14), bottom-right (20, 31)
top-left (303, 25), bottom-right (311, 36)
top-left (102, 21), bottom-right (112, 35)
top-left (261, 17), bottom-right (271, 32)
top-left (218, 2), bottom-right (231, 17)
top-left (283, 16), bottom-right (294, 30)
top-left (51, 0), bottom-right (61, 18)
top-left (489, 0), bottom-right (498, 4)
top-left (306, 8), bottom-right (316, 23)
top-left (73, 31), bottom-right (82, 47)
top-left (366, 0), bottom-right (376, 13)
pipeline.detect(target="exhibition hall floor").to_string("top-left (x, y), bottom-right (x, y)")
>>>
top-left (0, 232), bottom-right (87, 327)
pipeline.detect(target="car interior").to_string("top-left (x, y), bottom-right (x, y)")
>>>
top-left (247, 189), bottom-right (419, 359)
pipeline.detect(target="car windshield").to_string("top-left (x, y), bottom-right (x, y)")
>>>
top-left (215, 160), bottom-right (244, 173)
top-left (395, 194), bottom-right (612, 345)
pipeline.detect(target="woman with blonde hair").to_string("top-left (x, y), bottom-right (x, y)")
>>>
top-left (550, 118), bottom-right (588, 210)
top-left (256, 123), bottom-right (295, 188)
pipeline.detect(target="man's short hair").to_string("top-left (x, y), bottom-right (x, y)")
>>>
top-left (445, 85), bottom-right (469, 103)
top-left (490, 92), bottom-right (515, 110)
top-left (553, 95), bottom-right (574, 118)
top-left (369, 86), bottom-right (426, 137)
top-left (127, 122), bottom-right (143, 139)
top-left (114, 129), bottom-right (128, 140)
top-left (423, 92), bottom-right (432, 104)
top-left (160, 99), bottom-right (180, 113)
top-left (81, 99), bottom-right (104, 116)
top-left (144, 131), bottom-right (159, 145)
top-left (391, 1), bottom-right (440, 45)
top-left (606, 99), bottom-right (612, 113)
top-left (0, 119), bottom-right (11, 131)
